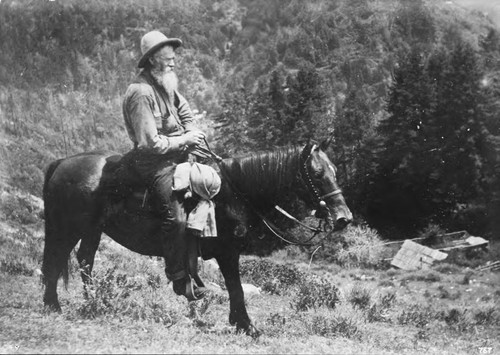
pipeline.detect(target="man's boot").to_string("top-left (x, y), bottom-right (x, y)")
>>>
top-left (165, 225), bottom-right (207, 301)
top-left (184, 228), bottom-right (207, 299)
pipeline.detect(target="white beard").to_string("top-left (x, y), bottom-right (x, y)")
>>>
top-left (151, 68), bottom-right (178, 101)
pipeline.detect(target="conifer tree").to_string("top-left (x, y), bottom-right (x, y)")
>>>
top-left (370, 47), bottom-right (436, 225)
top-left (285, 63), bottom-right (329, 144)
top-left (333, 89), bottom-right (371, 185)
top-left (431, 41), bottom-right (488, 207)
top-left (213, 88), bottom-right (253, 156)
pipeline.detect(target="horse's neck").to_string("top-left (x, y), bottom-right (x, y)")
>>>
top-left (221, 147), bottom-right (302, 207)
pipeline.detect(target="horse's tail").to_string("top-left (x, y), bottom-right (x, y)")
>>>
top-left (42, 159), bottom-right (70, 289)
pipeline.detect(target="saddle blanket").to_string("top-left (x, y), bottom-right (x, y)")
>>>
top-left (173, 162), bottom-right (221, 237)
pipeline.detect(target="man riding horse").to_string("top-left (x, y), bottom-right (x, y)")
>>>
top-left (122, 30), bottom-right (209, 301)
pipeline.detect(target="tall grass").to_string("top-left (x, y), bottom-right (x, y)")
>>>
top-left (0, 86), bottom-right (129, 195)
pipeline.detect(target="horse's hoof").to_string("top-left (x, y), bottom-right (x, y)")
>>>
top-left (236, 323), bottom-right (261, 338)
top-left (247, 323), bottom-right (261, 339)
top-left (43, 303), bottom-right (62, 313)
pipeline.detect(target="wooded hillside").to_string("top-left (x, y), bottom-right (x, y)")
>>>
top-left (1, 0), bottom-right (499, 239)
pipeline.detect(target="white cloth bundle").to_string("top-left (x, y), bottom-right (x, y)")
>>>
top-left (186, 199), bottom-right (217, 237)
top-left (173, 162), bottom-right (221, 237)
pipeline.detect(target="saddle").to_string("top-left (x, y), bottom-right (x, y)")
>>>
top-left (100, 154), bottom-right (156, 215)
top-left (100, 155), bottom-right (214, 301)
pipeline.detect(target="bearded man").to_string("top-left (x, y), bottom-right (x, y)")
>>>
top-left (122, 30), bottom-right (207, 301)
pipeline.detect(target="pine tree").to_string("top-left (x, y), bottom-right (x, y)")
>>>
top-left (285, 63), bottom-right (329, 144)
top-left (333, 89), bottom-right (371, 185)
top-left (213, 88), bottom-right (253, 156)
top-left (431, 41), bottom-right (488, 207)
top-left (369, 47), bottom-right (437, 226)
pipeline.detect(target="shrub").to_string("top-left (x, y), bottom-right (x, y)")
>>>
top-left (437, 285), bottom-right (461, 300)
top-left (442, 308), bottom-right (471, 332)
top-left (0, 228), bottom-right (43, 276)
top-left (418, 223), bottom-right (446, 242)
top-left (77, 268), bottom-right (118, 318)
top-left (0, 191), bottom-right (41, 225)
top-left (240, 258), bottom-right (306, 295)
top-left (473, 306), bottom-right (499, 326)
top-left (0, 259), bottom-right (34, 276)
top-left (347, 284), bottom-right (372, 310)
top-left (367, 291), bottom-right (396, 323)
top-left (76, 267), bottom-right (181, 326)
top-left (308, 314), bottom-right (360, 338)
top-left (315, 224), bottom-right (385, 268)
top-left (291, 277), bottom-right (340, 312)
top-left (460, 270), bottom-right (474, 285)
top-left (397, 304), bottom-right (437, 328)
top-left (240, 258), bottom-right (340, 311)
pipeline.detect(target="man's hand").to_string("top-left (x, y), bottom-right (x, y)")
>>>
top-left (183, 131), bottom-right (206, 147)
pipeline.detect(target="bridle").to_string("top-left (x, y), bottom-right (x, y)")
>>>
top-left (298, 143), bottom-right (343, 216)
top-left (196, 140), bottom-right (342, 246)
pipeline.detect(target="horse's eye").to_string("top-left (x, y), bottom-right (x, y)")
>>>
top-left (313, 169), bottom-right (323, 178)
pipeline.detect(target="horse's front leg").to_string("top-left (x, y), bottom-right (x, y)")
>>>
top-left (215, 246), bottom-right (260, 337)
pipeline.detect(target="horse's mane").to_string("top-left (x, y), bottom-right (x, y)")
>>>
top-left (220, 145), bottom-right (303, 203)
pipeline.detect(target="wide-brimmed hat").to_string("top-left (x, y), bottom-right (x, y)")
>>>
top-left (138, 30), bottom-right (182, 68)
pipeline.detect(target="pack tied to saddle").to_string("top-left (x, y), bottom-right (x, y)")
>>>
top-left (173, 162), bottom-right (221, 237)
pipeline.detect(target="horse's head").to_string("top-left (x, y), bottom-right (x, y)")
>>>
top-left (298, 141), bottom-right (352, 231)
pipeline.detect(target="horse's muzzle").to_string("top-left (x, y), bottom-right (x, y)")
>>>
top-left (333, 216), bottom-right (351, 231)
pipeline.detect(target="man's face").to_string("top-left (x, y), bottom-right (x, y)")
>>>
top-left (150, 45), bottom-right (178, 94)
top-left (151, 46), bottom-right (176, 73)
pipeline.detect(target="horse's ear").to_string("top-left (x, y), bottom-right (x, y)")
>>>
top-left (320, 132), bottom-right (335, 151)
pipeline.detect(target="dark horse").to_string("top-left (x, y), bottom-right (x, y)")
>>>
top-left (42, 140), bottom-right (352, 336)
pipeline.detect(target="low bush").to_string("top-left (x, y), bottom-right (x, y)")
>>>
top-left (313, 224), bottom-right (385, 268)
top-left (473, 306), bottom-right (499, 326)
top-left (0, 259), bottom-right (34, 276)
top-left (307, 313), bottom-right (360, 338)
top-left (442, 308), bottom-right (471, 332)
top-left (240, 258), bottom-right (306, 295)
top-left (367, 291), bottom-right (397, 323)
top-left (0, 190), bottom-right (42, 225)
top-left (291, 277), bottom-right (340, 312)
top-left (0, 228), bottom-right (43, 277)
top-left (397, 304), bottom-right (437, 328)
top-left (76, 267), bottom-right (182, 326)
top-left (437, 285), bottom-right (461, 300)
top-left (347, 284), bottom-right (372, 310)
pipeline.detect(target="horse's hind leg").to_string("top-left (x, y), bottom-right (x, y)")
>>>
top-left (76, 227), bottom-right (102, 297)
top-left (42, 219), bottom-right (80, 312)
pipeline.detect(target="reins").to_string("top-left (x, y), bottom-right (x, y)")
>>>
top-left (196, 139), bottom-right (330, 246)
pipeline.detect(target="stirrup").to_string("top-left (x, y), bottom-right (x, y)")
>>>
top-left (185, 275), bottom-right (208, 301)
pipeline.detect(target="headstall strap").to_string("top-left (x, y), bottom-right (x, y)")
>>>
top-left (320, 189), bottom-right (342, 200)
top-left (300, 144), bottom-right (342, 207)
top-left (300, 144), bottom-right (328, 208)
top-left (201, 140), bottom-right (335, 246)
